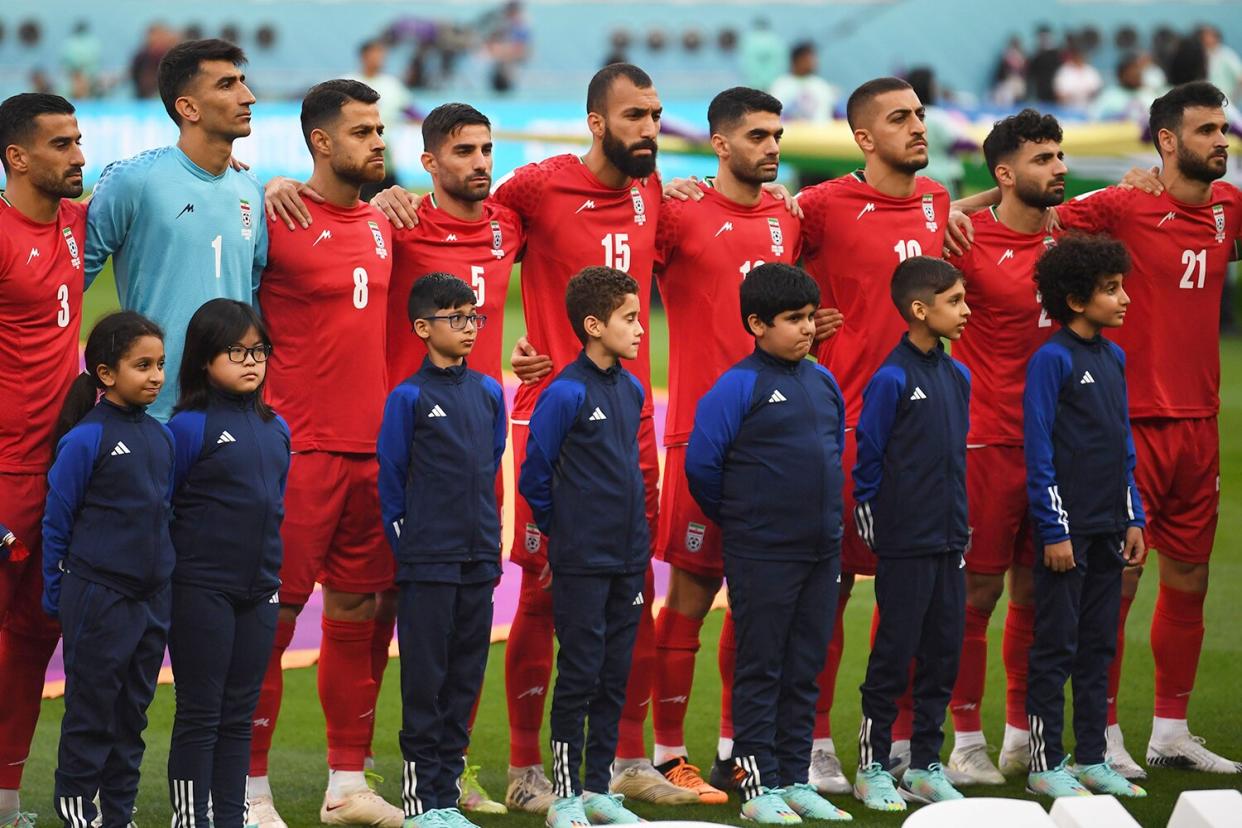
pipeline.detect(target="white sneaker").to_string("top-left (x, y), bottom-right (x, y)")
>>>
top-left (1105, 725), bottom-right (1147, 780)
top-left (1146, 732), bottom-right (1242, 774)
top-left (808, 747), bottom-right (851, 795)
top-left (505, 766), bottom-right (557, 814)
top-left (608, 760), bottom-right (700, 805)
top-left (320, 786), bottom-right (404, 827)
top-left (888, 740), bottom-right (911, 780)
top-left (946, 743), bottom-right (1005, 786)
top-left (246, 793), bottom-right (288, 828)
top-left (998, 739), bottom-right (1030, 777)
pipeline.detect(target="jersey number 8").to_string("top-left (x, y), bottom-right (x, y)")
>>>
top-left (353, 267), bottom-right (369, 309)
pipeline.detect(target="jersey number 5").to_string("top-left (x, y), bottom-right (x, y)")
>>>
top-left (471, 265), bottom-right (486, 308)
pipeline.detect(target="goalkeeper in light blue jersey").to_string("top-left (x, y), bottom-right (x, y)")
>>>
top-left (85, 38), bottom-right (267, 421)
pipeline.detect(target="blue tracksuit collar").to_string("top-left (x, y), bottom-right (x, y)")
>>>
top-left (98, 397), bottom-right (147, 421)
top-left (418, 356), bottom-right (469, 382)
top-left (898, 332), bottom-right (946, 363)
top-left (209, 387), bottom-right (258, 410)
top-left (751, 344), bottom-right (803, 372)
top-left (574, 349), bottom-right (622, 382)
top-left (1058, 325), bottom-right (1105, 349)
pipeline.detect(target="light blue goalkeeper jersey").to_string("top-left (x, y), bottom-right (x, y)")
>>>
top-left (85, 145), bottom-right (268, 421)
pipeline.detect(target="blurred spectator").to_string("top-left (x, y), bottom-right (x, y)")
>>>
top-left (1166, 35), bottom-right (1208, 85)
top-left (1199, 25), bottom-right (1242, 100)
top-left (907, 66), bottom-right (965, 196)
top-left (769, 41), bottom-right (837, 122)
top-left (1093, 52), bottom-right (1163, 121)
top-left (351, 39), bottom-right (408, 199)
top-left (740, 17), bottom-right (787, 91)
top-left (483, 1), bottom-right (530, 93)
top-left (29, 68), bottom-right (54, 95)
top-left (1053, 37), bottom-right (1101, 108)
top-left (1028, 25), bottom-right (1063, 102)
top-left (991, 35), bottom-right (1027, 105)
top-left (130, 23), bottom-right (178, 98)
top-left (62, 21), bottom-right (104, 99)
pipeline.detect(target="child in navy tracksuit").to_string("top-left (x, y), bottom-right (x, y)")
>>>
top-left (165, 299), bottom-right (292, 828)
top-left (519, 266), bottom-right (649, 828)
top-left (1023, 235), bottom-right (1147, 800)
top-left (377, 273), bottom-right (507, 828)
top-left (852, 257), bottom-right (971, 811)
top-left (42, 311), bottom-right (174, 828)
top-left (686, 263), bottom-right (851, 824)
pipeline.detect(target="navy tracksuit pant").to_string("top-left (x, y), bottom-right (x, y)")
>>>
top-left (397, 578), bottom-right (494, 816)
top-left (166, 584), bottom-right (278, 828)
top-left (860, 552), bottom-right (965, 773)
top-left (549, 570), bottom-right (645, 797)
top-left (1027, 533), bottom-right (1125, 771)
top-left (54, 572), bottom-right (170, 828)
top-left (726, 554), bottom-right (838, 800)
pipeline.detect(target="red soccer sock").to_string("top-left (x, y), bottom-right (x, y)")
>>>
top-left (1107, 594), bottom-right (1134, 726)
top-left (950, 604), bottom-right (991, 734)
top-left (813, 591), bottom-right (850, 739)
top-left (1152, 584), bottom-right (1206, 720)
top-left (719, 610), bottom-right (736, 739)
top-left (319, 616), bottom-right (377, 771)
top-left (367, 613), bottom-right (396, 756)
top-left (616, 571), bottom-right (655, 759)
top-left (1002, 602), bottom-right (1034, 729)
top-left (505, 569), bottom-right (555, 767)
top-left (0, 628), bottom-right (61, 788)
top-left (652, 606), bottom-right (704, 748)
top-left (250, 617), bottom-right (295, 777)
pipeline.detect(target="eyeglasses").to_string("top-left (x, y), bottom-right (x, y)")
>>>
top-left (225, 344), bottom-right (272, 363)
top-left (419, 313), bottom-right (487, 331)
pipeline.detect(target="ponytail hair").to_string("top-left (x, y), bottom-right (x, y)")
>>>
top-left (175, 298), bottom-right (276, 421)
top-left (53, 311), bottom-right (165, 447)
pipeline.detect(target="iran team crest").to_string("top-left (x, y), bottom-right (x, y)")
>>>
top-left (61, 227), bottom-right (81, 270)
top-left (922, 194), bottom-right (937, 233)
top-left (684, 521), bottom-right (706, 553)
top-left (239, 199), bottom-right (253, 240)
top-left (630, 187), bottom-right (646, 225)
top-left (369, 220), bottom-right (389, 259)
top-left (524, 522), bottom-right (542, 553)
top-left (767, 217), bottom-right (785, 257)
top-left (1213, 204), bottom-right (1225, 243)
top-left (491, 220), bottom-right (505, 259)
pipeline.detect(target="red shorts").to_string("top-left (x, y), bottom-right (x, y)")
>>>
top-left (1132, 417), bottom-right (1220, 564)
top-left (0, 472), bottom-right (60, 639)
top-left (510, 414), bottom-right (660, 572)
top-left (841, 430), bottom-right (876, 576)
top-left (964, 445), bottom-right (1035, 575)
top-left (656, 445), bottom-right (723, 579)
top-left (279, 452), bottom-right (393, 605)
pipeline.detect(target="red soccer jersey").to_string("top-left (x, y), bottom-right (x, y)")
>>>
top-left (656, 182), bottom-right (802, 445)
top-left (0, 197), bottom-right (87, 472)
top-left (389, 196), bottom-right (524, 386)
top-left (798, 171), bottom-right (949, 425)
top-left (260, 200), bottom-right (392, 453)
top-left (492, 154), bottom-right (661, 419)
top-left (1058, 183), bottom-right (1242, 419)
top-left (949, 207), bottom-right (1059, 446)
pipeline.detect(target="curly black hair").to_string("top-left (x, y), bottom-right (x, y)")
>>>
top-left (1034, 234), bottom-right (1130, 324)
top-left (566, 266), bottom-right (640, 345)
top-left (982, 108), bottom-right (1064, 182)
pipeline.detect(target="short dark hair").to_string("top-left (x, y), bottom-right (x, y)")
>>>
top-left (1035, 234), bottom-right (1130, 324)
top-left (1149, 81), bottom-right (1227, 154)
top-left (790, 41), bottom-right (816, 63)
top-left (740, 263), bottom-right (820, 335)
top-left (157, 38), bottom-right (248, 124)
top-left (358, 38), bottom-right (384, 56)
top-left (982, 108), bottom-right (1064, 181)
top-left (586, 63), bottom-right (653, 115)
top-left (0, 93), bottom-right (75, 173)
top-left (891, 256), bottom-right (963, 322)
top-left (707, 86), bottom-right (782, 134)
top-left (176, 298), bottom-right (276, 421)
top-left (300, 78), bottom-right (380, 151)
top-left (566, 266), bottom-right (639, 345)
top-left (421, 102), bottom-right (491, 153)
top-left (846, 76), bottom-right (913, 130)
top-left (408, 272), bottom-right (477, 325)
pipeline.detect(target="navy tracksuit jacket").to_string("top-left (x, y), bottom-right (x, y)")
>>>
top-left (1023, 327), bottom-right (1145, 770)
top-left (165, 390), bottom-right (291, 828)
top-left (686, 346), bottom-right (846, 796)
top-left (519, 350), bottom-right (648, 797)
top-left (377, 357), bottom-right (506, 815)
top-left (41, 398), bottom-right (175, 828)
top-left (853, 335), bottom-right (971, 774)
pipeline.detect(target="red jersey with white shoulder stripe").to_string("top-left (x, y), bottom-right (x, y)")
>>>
top-left (260, 199), bottom-right (392, 453)
top-left (0, 197), bottom-right (87, 472)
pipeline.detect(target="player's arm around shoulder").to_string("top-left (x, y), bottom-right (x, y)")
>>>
top-left (84, 153), bottom-right (155, 280)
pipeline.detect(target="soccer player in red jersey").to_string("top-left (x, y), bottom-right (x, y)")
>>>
top-left (0, 93), bottom-right (87, 828)
top-left (249, 80), bottom-right (404, 828)
top-left (648, 87), bottom-right (801, 801)
top-left (943, 109), bottom-right (1065, 785)
top-left (1053, 82), bottom-right (1242, 775)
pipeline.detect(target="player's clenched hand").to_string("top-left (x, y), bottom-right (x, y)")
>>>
top-left (264, 176), bottom-right (326, 230)
top-left (511, 335), bottom-right (553, 384)
top-left (663, 177), bottom-right (705, 202)
top-left (371, 185), bottom-right (422, 228)
top-left (1044, 540), bottom-right (1075, 573)
top-left (944, 209), bottom-right (974, 256)
top-left (813, 307), bottom-right (843, 341)
top-left (1119, 166), bottom-right (1163, 195)
top-left (1122, 526), bottom-right (1147, 567)
top-left (762, 182), bottom-right (803, 218)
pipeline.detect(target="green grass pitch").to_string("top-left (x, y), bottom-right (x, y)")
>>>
top-left (27, 266), bottom-right (1242, 826)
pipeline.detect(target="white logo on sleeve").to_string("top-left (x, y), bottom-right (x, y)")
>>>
top-left (216, 430), bottom-right (236, 444)
top-left (1080, 371), bottom-right (1096, 384)
top-left (767, 389), bottom-right (787, 403)
top-left (588, 407), bottom-right (608, 421)
top-left (428, 405), bottom-right (448, 418)
top-left (110, 441), bottom-right (131, 456)
top-left (909, 387), bottom-right (928, 401)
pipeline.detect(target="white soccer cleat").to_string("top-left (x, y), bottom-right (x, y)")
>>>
top-left (888, 740), bottom-right (911, 780)
top-left (505, 765), bottom-right (558, 814)
top-left (1146, 732), bottom-right (1242, 774)
top-left (998, 738), bottom-right (1031, 777)
top-left (1105, 724), bottom-right (1147, 780)
top-left (808, 747), bottom-right (851, 795)
top-left (946, 743), bottom-right (1006, 785)
top-left (320, 787), bottom-right (404, 827)
top-left (246, 794), bottom-right (289, 828)
top-left (608, 759), bottom-right (700, 805)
